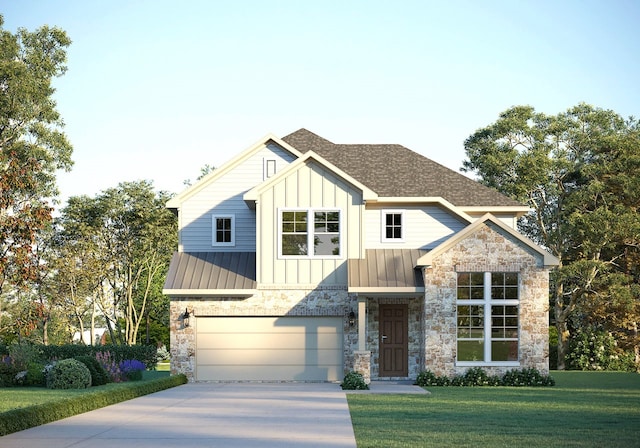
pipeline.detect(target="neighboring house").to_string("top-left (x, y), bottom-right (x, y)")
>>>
top-left (72, 328), bottom-right (108, 345)
top-left (164, 129), bottom-right (559, 382)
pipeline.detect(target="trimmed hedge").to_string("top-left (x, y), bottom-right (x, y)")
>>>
top-left (41, 344), bottom-right (158, 370)
top-left (0, 374), bottom-right (187, 436)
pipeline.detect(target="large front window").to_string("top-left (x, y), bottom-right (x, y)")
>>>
top-left (457, 272), bottom-right (519, 364)
top-left (280, 209), bottom-right (340, 257)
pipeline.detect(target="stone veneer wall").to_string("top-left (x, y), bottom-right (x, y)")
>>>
top-left (423, 223), bottom-right (551, 377)
top-left (169, 286), bottom-right (358, 381)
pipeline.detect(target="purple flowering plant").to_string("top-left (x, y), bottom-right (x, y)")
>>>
top-left (119, 359), bottom-right (146, 381)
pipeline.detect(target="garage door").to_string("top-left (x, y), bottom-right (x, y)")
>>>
top-left (195, 316), bottom-right (343, 381)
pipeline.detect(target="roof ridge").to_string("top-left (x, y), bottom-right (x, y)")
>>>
top-left (281, 130), bottom-right (523, 207)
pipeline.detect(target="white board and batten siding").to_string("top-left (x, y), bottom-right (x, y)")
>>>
top-left (178, 142), bottom-right (296, 252)
top-left (256, 161), bottom-right (364, 286)
top-left (364, 204), bottom-right (467, 250)
top-left (195, 316), bottom-right (343, 381)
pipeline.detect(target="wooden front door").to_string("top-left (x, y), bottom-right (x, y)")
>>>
top-left (379, 304), bottom-right (408, 377)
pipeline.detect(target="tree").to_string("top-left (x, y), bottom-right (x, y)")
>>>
top-left (183, 163), bottom-right (215, 187)
top-left (0, 16), bottom-right (72, 341)
top-left (463, 103), bottom-right (640, 370)
top-left (56, 181), bottom-right (177, 346)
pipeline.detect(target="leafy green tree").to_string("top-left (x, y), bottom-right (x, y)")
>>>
top-left (183, 163), bottom-right (215, 187)
top-left (463, 103), bottom-right (640, 370)
top-left (57, 181), bottom-right (177, 345)
top-left (0, 16), bottom-right (72, 340)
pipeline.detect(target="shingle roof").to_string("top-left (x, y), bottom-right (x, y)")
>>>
top-left (282, 128), bottom-right (522, 207)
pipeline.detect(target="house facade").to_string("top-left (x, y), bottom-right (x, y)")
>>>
top-left (164, 129), bottom-right (558, 382)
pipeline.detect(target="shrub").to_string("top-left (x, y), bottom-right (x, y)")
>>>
top-left (119, 359), bottom-right (146, 381)
top-left (341, 371), bottom-right (369, 390)
top-left (415, 367), bottom-right (555, 388)
top-left (567, 328), bottom-right (636, 372)
top-left (415, 369), bottom-right (450, 386)
top-left (15, 362), bottom-right (46, 387)
top-left (95, 351), bottom-right (123, 382)
top-left (501, 368), bottom-right (555, 387)
top-left (47, 358), bottom-right (92, 389)
top-left (9, 343), bottom-right (44, 370)
top-left (156, 345), bottom-right (170, 362)
top-left (451, 367), bottom-right (500, 386)
top-left (0, 356), bottom-right (19, 387)
top-left (74, 356), bottom-right (109, 386)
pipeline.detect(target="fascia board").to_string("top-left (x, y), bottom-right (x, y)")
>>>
top-left (166, 134), bottom-right (304, 209)
top-left (460, 205), bottom-right (531, 217)
top-left (162, 288), bottom-right (256, 297)
top-left (348, 287), bottom-right (424, 298)
top-left (417, 213), bottom-right (560, 267)
top-left (368, 197), bottom-right (473, 224)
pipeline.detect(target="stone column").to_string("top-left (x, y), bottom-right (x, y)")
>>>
top-left (353, 350), bottom-right (371, 384)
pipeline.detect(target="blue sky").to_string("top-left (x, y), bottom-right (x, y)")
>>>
top-left (3, 0), bottom-right (639, 206)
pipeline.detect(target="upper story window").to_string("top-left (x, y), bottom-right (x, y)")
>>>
top-left (264, 158), bottom-right (277, 180)
top-left (456, 272), bottom-right (519, 365)
top-left (381, 210), bottom-right (404, 242)
top-left (212, 214), bottom-right (235, 246)
top-left (280, 209), bottom-right (341, 258)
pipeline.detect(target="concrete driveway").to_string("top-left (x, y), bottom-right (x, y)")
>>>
top-left (1, 381), bottom-right (426, 447)
top-left (1, 382), bottom-right (356, 447)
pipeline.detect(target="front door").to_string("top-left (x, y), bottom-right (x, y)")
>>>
top-left (379, 304), bottom-right (408, 377)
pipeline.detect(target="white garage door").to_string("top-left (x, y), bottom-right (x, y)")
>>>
top-left (195, 316), bottom-right (343, 381)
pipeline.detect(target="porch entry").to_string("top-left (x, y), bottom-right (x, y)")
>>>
top-left (379, 304), bottom-right (408, 377)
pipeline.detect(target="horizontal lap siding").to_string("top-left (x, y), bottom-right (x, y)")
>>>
top-left (365, 205), bottom-right (467, 249)
top-left (179, 143), bottom-right (295, 252)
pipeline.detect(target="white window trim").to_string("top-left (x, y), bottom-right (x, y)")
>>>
top-left (456, 272), bottom-right (520, 367)
top-left (212, 214), bottom-right (235, 247)
top-left (381, 209), bottom-right (405, 242)
top-left (263, 158), bottom-right (277, 180)
top-left (277, 207), bottom-right (343, 259)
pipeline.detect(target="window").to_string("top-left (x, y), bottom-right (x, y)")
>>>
top-left (212, 214), bottom-right (235, 246)
top-left (264, 159), bottom-right (277, 179)
top-left (457, 272), bottom-right (519, 364)
top-left (381, 210), bottom-right (403, 241)
top-left (280, 209), bottom-right (340, 257)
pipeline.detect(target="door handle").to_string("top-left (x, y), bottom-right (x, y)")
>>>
top-left (381, 335), bottom-right (388, 342)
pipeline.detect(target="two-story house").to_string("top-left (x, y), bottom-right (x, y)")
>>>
top-left (164, 129), bottom-right (558, 382)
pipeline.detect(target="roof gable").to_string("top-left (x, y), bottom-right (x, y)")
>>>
top-left (417, 213), bottom-right (559, 268)
top-left (243, 150), bottom-right (378, 204)
top-left (167, 134), bottom-right (302, 209)
top-left (282, 129), bottom-right (524, 208)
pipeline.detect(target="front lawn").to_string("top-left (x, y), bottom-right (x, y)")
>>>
top-left (0, 371), bottom-right (186, 435)
top-left (348, 371), bottom-right (640, 447)
top-left (0, 370), bottom-right (169, 413)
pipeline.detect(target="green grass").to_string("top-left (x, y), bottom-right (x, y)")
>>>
top-left (155, 361), bottom-right (170, 371)
top-left (348, 371), bottom-right (640, 448)
top-left (0, 370), bottom-right (170, 413)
